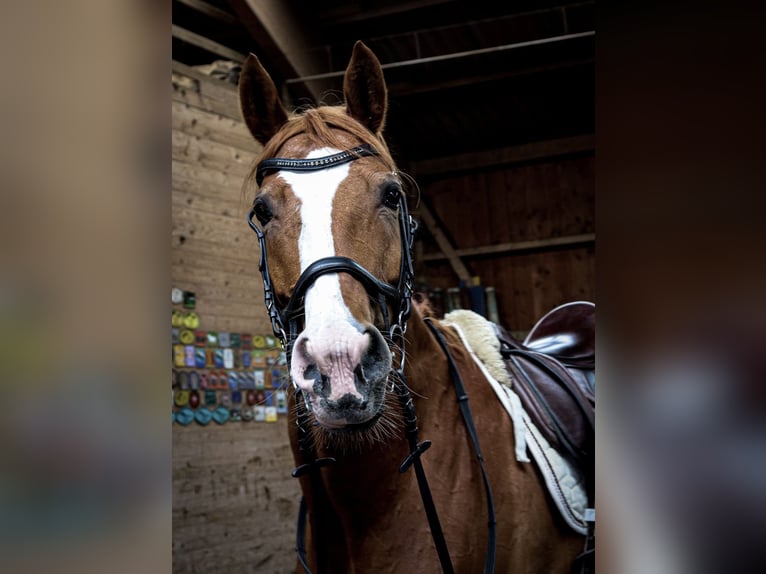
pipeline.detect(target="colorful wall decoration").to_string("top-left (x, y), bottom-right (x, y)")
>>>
top-left (171, 288), bottom-right (289, 426)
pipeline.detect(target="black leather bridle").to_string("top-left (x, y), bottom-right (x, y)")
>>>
top-left (246, 144), bottom-right (496, 574)
top-left (247, 143), bottom-right (415, 349)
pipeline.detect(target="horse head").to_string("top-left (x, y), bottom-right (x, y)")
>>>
top-left (240, 42), bottom-right (414, 435)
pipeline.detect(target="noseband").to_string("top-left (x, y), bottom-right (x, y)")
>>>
top-left (246, 144), bottom-right (494, 574)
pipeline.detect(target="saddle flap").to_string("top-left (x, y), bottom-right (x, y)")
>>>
top-left (493, 304), bottom-right (596, 470)
top-left (506, 351), bottom-right (594, 464)
top-left (523, 301), bottom-right (595, 368)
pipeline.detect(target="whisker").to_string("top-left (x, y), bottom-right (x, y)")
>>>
top-left (399, 171), bottom-right (422, 209)
top-left (389, 369), bottom-right (428, 401)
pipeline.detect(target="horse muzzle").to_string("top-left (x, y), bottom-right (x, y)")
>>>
top-left (290, 322), bottom-right (392, 428)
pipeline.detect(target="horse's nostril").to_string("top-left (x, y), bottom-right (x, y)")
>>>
top-left (304, 364), bottom-right (329, 394)
top-left (359, 328), bottom-right (392, 384)
top-left (304, 363), bottom-right (319, 381)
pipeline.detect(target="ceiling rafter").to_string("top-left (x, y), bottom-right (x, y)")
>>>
top-left (172, 24), bottom-right (246, 63)
top-left (176, 0), bottom-right (237, 25)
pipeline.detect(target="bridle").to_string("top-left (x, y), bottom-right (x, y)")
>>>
top-left (246, 143), bottom-right (496, 574)
top-left (247, 144), bottom-right (415, 350)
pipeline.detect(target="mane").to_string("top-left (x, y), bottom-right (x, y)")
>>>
top-left (244, 106), bottom-right (397, 194)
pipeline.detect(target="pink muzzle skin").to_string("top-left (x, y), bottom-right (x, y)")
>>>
top-left (290, 320), bottom-right (392, 427)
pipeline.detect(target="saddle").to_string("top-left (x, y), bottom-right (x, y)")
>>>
top-left (493, 301), bottom-right (595, 475)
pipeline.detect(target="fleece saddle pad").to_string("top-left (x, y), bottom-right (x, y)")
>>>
top-left (443, 314), bottom-right (589, 535)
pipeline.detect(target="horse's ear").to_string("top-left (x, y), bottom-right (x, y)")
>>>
top-left (239, 53), bottom-right (289, 145)
top-left (343, 41), bottom-right (388, 134)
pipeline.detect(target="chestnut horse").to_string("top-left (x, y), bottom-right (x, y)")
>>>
top-left (239, 41), bottom-right (587, 573)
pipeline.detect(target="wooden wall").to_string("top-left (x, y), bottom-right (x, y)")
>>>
top-left (413, 153), bottom-right (595, 334)
top-left (172, 65), bottom-right (301, 574)
top-left (172, 63), bottom-right (265, 333)
top-left (173, 421), bottom-right (300, 574)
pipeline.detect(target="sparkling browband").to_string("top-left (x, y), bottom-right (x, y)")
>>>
top-left (255, 143), bottom-right (380, 186)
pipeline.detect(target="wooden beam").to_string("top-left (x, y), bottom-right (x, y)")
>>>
top-left (387, 58), bottom-right (594, 99)
top-left (172, 24), bottom-right (247, 63)
top-left (421, 233), bottom-right (595, 261)
top-left (287, 32), bottom-right (593, 85)
top-left (225, 0), bottom-right (328, 102)
top-left (416, 201), bottom-right (472, 282)
top-left (176, 0), bottom-right (237, 24)
top-left (320, 0), bottom-right (456, 25)
top-left (411, 134), bottom-right (594, 177)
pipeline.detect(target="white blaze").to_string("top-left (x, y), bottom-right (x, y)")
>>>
top-left (279, 148), bottom-right (352, 326)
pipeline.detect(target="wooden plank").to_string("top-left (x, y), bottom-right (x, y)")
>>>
top-left (172, 187), bottom-right (249, 220)
top-left (169, 281), bottom-right (260, 308)
top-left (172, 207), bottom-right (255, 250)
top-left (173, 128), bottom-right (258, 168)
top-left (171, 233), bottom-right (259, 266)
top-left (172, 24), bottom-right (247, 63)
top-left (172, 100), bottom-right (261, 155)
top-left (506, 161), bottom-right (530, 242)
top-left (173, 161), bottom-right (251, 198)
top-left (415, 200), bottom-right (471, 282)
top-left (421, 233), bottom-right (595, 261)
top-left (411, 134), bottom-right (594, 177)
top-left (172, 77), bottom-right (241, 122)
top-left (171, 259), bottom-right (262, 292)
top-left (175, 0), bottom-right (237, 24)
top-left (173, 174), bottom-right (253, 211)
top-left (174, 297), bottom-right (265, 321)
top-left (172, 130), bottom-right (255, 178)
top-left (176, 313), bottom-right (267, 334)
top-left (558, 156), bottom-right (595, 235)
top-left (532, 162), bottom-right (554, 239)
top-left (172, 246), bottom-right (258, 277)
top-left (465, 171), bottom-right (491, 248)
top-left (170, 265), bottom-right (259, 294)
top-left (172, 62), bottom-right (242, 121)
top-left (487, 169), bottom-right (511, 245)
top-left (171, 240), bottom-right (259, 277)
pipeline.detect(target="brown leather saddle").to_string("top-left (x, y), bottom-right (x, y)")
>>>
top-left (493, 301), bottom-right (595, 477)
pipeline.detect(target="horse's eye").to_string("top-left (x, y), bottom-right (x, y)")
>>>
top-left (254, 198), bottom-right (273, 225)
top-left (381, 182), bottom-right (401, 210)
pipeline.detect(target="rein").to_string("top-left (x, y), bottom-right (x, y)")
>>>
top-left (425, 319), bottom-right (498, 574)
top-left (246, 145), bottom-right (495, 574)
